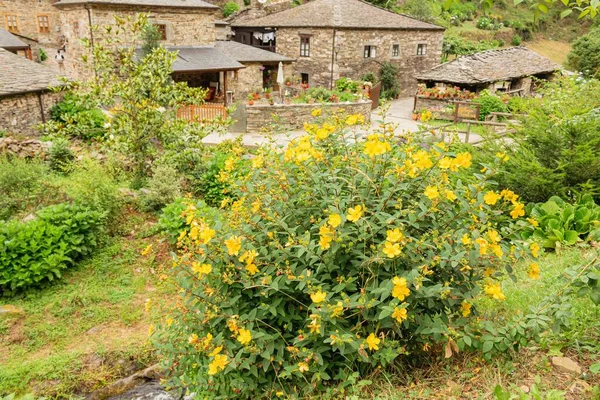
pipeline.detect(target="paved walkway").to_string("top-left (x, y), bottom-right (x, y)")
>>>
top-left (202, 98), bottom-right (482, 147)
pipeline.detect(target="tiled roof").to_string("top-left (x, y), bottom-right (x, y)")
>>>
top-left (54, 0), bottom-right (217, 8)
top-left (0, 29), bottom-right (29, 50)
top-left (0, 49), bottom-right (62, 96)
top-left (215, 41), bottom-right (293, 63)
top-left (166, 46), bottom-right (245, 72)
top-left (415, 46), bottom-right (562, 84)
top-left (231, 0), bottom-right (444, 30)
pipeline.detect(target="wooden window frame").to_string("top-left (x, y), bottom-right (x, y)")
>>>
top-left (5, 14), bottom-right (19, 33)
top-left (392, 44), bottom-right (400, 58)
top-left (363, 45), bottom-right (376, 59)
top-left (155, 23), bottom-right (168, 41)
top-left (417, 43), bottom-right (427, 56)
top-left (37, 15), bottom-right (50, 34)
top-left (299, 35), bottom-right (310, 57)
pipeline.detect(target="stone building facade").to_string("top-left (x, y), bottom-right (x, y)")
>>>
top-left (232, 0), bottom-right (445, 95)
top-left (0, 0), bottom-right (62, 46)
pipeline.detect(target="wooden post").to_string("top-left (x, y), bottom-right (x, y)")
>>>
top-left (465, 122), bottom-right (471, 143)
top-left (223, 71), bottom-right (228, 108)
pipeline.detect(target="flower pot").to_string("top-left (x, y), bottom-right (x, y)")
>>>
top-left (248, 100), bottom-right (255, 106)
top-left (253, 94), bottom-right (260, 100)
top-left (412, 113), bottom-right (419, 121)
top-left (285, 82), bottom-right (292, 87)
top-left (265, 93), bottom-right (271, 99)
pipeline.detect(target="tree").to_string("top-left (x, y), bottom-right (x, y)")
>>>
top-left (443, 0), bottom-right (599, 19)
top-left (567, 27), bottom-right (600, 78)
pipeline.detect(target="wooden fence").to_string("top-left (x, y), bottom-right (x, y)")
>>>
top-left (177, 104), bottom-right (228, 122)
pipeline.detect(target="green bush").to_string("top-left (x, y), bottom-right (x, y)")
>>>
top-left (222, 1), bottom-right (239, 17)
top-left (567, 27), bottom-right (600, 78)
top-left (380, 62), bottom-right (400, 99)
top-left (0, 157), bottom-right (53, 221)
top-left (140, 164), bottom-right (183, 211)
top-left (157, 198), bottom-right (221, 245)
top-left (474, 90), bottom-right (507, 121)
top-left (511, 34), bottom-right (522, 46)
top-left (0, 203), bottom-right (104, 293)
top-left (335, 77), bottom-right (360, 93)
top-left (476, 78), bottom-right (600, 203)
top-left (47, 93), bottom-right (107, 140)
top-left (507, 96), bottom-right (528, 114)
top-left (48, 137), bottom-right (75, 173)
top-left (523, 195), bottom-right (600, 249)
top-left (191, 150), bottom-right (241, 208)
top-left (155, 114), bottom-right (538, 398)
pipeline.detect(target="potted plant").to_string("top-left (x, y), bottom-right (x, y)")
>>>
top-left (268, 98), bottom-right (275, 106)
top-left (247, 94), bottom-right (255, 106)
top-left (285, 77), bottom-right (292, 87)
top-left (264, 88), bottom-right (272, 99)
top-left (412, 111), bottom-right (419, 120)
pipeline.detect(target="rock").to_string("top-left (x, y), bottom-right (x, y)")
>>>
top-left (22, 213), bottom-right (36, 223)
top-left (106, 381), bottom-right (174, 400)
top-left (552, 357), bottom-right (582, 375)
top-left (87, 364), bottom-right (164, 400)
top-left (139, 188), bottom-right (151, 196)
top-left (519, 385), bottom-right (530, 393)
top-left (0, 305), bottom-right (25, 316)
top-left (118, 188), bottom-right (138, 198)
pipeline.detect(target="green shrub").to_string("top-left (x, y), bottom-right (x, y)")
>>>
top-left (507, 96), bottom-right (528, 114)
top-left (48, 137), bottom-right (75, 173)
top-left (0, 203), bottom-right (104, 293)
top-left (155, 114), bottom-right (538, 398)
top-left (191, 150), bottom-right (243, 208)
top-left (567, 27), bottom-right (600, 78)
top-left (222, 1), bottom-right (239, 17)
top-left (335, 77), bottom-right (360, 93)
top-left (474, 90), bottom-right (507, 121)
top-left (523, 195), bottom-right (600, 249)
top-left (511, 34), bottom-right (522, 46)
top-left (360, 72), bottom-right (378, 84)
top-left (47, 93), bottom-right (107, 140)
top-left (140, 164), bottom-right (183, 211)
top-left (157, 198), bottom-right (221, 245)
top-left (0, 157), bottom-right (53, 221)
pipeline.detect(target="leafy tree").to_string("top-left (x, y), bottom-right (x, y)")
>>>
top-left (222, 1), bottom-right (240, 17)
top-left (379, 62), bottom-right (400, 99)
top-left (141, 23), bottom-right (161, 57)
top-left (444, 0), bottom-right (599, 19)
top-left (567, 28), bottom-right (600, 78)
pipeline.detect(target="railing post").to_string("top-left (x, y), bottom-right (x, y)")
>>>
top-left (465, 122), bottom-right (471, 143)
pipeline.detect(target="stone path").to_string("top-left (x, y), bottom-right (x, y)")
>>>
top-left (201, 97), bottom-right (486, 148)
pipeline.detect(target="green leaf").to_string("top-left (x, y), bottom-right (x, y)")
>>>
top-left (590, 362), bottom-right (600, 374)
top-left (482, 341), bottom-right (494, 353)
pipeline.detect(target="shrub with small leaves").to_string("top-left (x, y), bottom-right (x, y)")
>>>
top-left (154, 111), bottom-right (540, 398)
top-left (140, 164), bottom-right (183, 211)
top-left (222, 1), bottom-right (239, 17)
top-left (48, 137), bottom-right (75, 173)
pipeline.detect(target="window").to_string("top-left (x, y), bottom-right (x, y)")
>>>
top-left (5, 15), bottom-right (18, 33)
top-left (417, 44), bottom-right (427, 56)
top-left (300, 36), bottom-right (310, 57)
top-left (301, 73), bottom-right (309, 85)
top-left (363, 45), bottom-right (376, 58)
top-left (73, 21), bottom-right (79, 36)
top-left (155, 24), bottom-right (167, 41)
top-left (392, 44), bottom-right (400, 58)
top-left (37, 15), bottom-right (50, 33)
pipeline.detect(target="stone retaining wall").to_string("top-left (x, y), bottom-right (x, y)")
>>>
top-left (0, 137), bottom-right (50, 158)
top-left (246, 100), bottom-right (371, 132)
top-left (0, 91), bottom-right (62, 136)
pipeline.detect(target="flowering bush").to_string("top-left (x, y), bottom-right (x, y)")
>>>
top-left (155, 113), bottom-right (540, 397)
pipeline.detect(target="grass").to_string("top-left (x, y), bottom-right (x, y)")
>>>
top-left (0, 208), bottom-right (174, 398)
top-left (526, 39), bottom-right (573, 66)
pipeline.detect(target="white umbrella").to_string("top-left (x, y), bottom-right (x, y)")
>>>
top-left (276, 62), bottom-right (284, 103)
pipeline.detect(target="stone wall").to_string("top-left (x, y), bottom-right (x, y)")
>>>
top-left (274, 27), bottom-right (443, 95)
top-left (0, 137), bottom-right (50, 158)
top-left (227, 62), bottom-right (293, 101)
top-left (0, 0), bottom-right (62, 46)
top-left (0, 91), bottom-right (62, 136)
top-left (246, 100), bottom-right (371, 132)
top-left (57, 4), bottom-right (216, 80)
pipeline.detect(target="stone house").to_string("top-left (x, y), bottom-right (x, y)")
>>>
top-left (0, 28), bottom-right (32, 59)
top-left (0, 0), bottom-right (62, 47)
top-left (0, 48), bottom-right (62, 135)
top-left (415, 47), bottom-right (562, 96)
top-left (230, 0), bottom-right (445, 94)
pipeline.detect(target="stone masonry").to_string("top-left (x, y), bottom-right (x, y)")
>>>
top-left (275, 27), bottom-right (443, 95)
top-left (0, 0), bottom-right (62, 47)
top-left (0, 91), bottom-right (62, 136)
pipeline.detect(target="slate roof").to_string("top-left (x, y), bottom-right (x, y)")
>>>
top-left (415, 47), bottom-right (562, 84)
top-left (167, 46), bottom-right (245, 73)
top-left (215, 41), bottom-right (293, 63)
top-left (0, 29), bottom-right (29, 51)
top-left (54, 0), bottom-right (217, 8)
top-left (231, 0), bottom-right (444, 30)
top-left (0, 48), bottom-right (62, 96)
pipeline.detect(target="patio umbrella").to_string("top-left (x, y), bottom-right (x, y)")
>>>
top-left (277, 62), bottom-right (284, 103)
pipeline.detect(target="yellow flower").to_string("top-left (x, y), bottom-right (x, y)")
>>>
top-left (530, 242), bottom-right (541, 258)
top-left (311, 108), bottom-right (322, 117)
top-left (208, 354), bottom-right (229, 375)
top-left (252, 200), bottom-right (260, 213)
top-left (510, 203), bottom-right (525, 219)
top-left (460, 301), bottom-right (472, 317)
top-left (328, 213), bottom-right (342, 228)
top-left (501, 189), bottom-right (519, 203)
top-left (424, 185), bottom-right (439, 200)
top-left (483, 191), bottom-right (501, 205)
top-left (239, 250), bottom-right (257, 265)
top-left (383, 241), bottom-right (402, 258)
top-left (484, 282), bottom-right (505, 301)
top-left (386, 228), bottom-right (404, 243)
top-left (144, 298), bottom-right (151, 312)
top-left (189, 226), bottom-right (199, 240)
top-left (141, 244), bottom-right (153, 256)
top-left (188, 333), bottom-right (199, 344)
top-left (298, 362), bottom-right (309, 373)
top-left (490, 244), bottom-right (503, 258)
top-left (461, 234), bottom-right (472, 245)
top-left (453, 152), bottom-right (472, 169)
top-left (347, 205), bottom-right (364, 222)
top-left (365, 333), bottom-right (381, 351)
top-left (311, 289), bottom-right (327, 304)
top-left (346, 115), bottom-right (359, 126)
top-left (476, 237), bottom-right (488, 255)
top-left (487, 229), bottom-right (501, 243)
top-left (528, 262), bottom-right (540, 280)
top-left (392, 307), bottom-right (408, 323)
top-left (225, 235), bottom-right (243, 256)
top-left (319, 224), bottom-right (335, 250)
top-left (438, 157), bottom-right (453, 169)
top-left (319, 236), bottom-right (333, 250)
top-left (445, 190), bottom-right (457, 202)
top-left (392, 276), bottom-right (410, 301)
top-left (315, 128), bottom-right (330, 140)
top-left (209, 345), bottom-right (222, 356)
top-left (363, 135), bottom-right (391, 158)
top-left (199, 227), bottom-right (216, 244)
top-left (246, 263), bottom-right (259, 275)
top-left (252, 155), bottom-right (264, 168)
top-left (192, 262), bottom-right (212, 277)
top-left (496, 152), bottom-right (510, 162)
top-left (412, 150), bottom-right (433, 169)
top-left (237, 328), bottom-right (252, 345)
top-left (527, 218), bottom-right (539, 227)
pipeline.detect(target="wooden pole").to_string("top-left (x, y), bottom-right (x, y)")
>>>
top-left (223, 71), bottom-right (228, 108)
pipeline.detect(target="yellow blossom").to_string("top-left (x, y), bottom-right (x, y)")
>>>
top-left (510, 203), bottom-right (525, 219)
top-left (496, 152), bottom-right (510, 162)
top-left (252, 155), bottom-right (264, 168)
top-left (386, 228), bottom-right (404, 243)
top-left (252, 200), bottom-right (260, 213)
top-left (328, 213), bottom-right (342, 228)
top-left (144, 298), bottom-right (151, 312)
top-left (225, 235), bottom-right (243, 256)
top-left (311, 289), bottom-right (327, 304)
top-left (412, 150), bottom-right (433, 169)
top-left (298, 362), bottom-right (309, 373)
top-left (527, 218), bottom-right (539, 227)
top-left (439, 157), bottom-right (453, 169)
top-left (363, 134), bottom-right (391, 158)
top-left (188, 333), bottom-right (199, 344)
top-left (141, 244), bottom-right (153, 256)
top-left (311, 108), bottom-right (322, 117)
top-left (528, 262), bottom-right (540, 280)
top-left (484, 282), bottom-right (505, 301)
top-left (461, 234), bottom-right (472, 245)
top-left (208, 354), bottom-right (229, 375)
top-left (445, 190), bottom-right (457, 202)
top-left (237, 328), bottom-right (252, 345)
top-left (245, 263), bottom-right (259, 275)
top-left (392, 276), bottom-right (410, 301)
top-left (209, 345), bottom-right (222, 356)
top-left (453, 152), bottom-right (472, 169)
top-left (346, 114), bottom-right (359, 126)
top-left (383, 241), bottom-right (402, 258)
top-left (483, 191), bottom-right (501, 205)
top-left (192, 262), bottom-right (212, 277)
top-left (199, 227), bottom-right (216, 244)
top-left (487, 229), bottom-right (501, 243)
top-left (476, 238), bottom-right (488, 255)
top-left (530, 242), bottom-right (541, 258)
top-left (424, 185), bottom-right (439, 200)
top-left (392, 307), bottom-right (408, 323)
top-left (239, 250), bottom-right (258, 265)
top-left (347, 205), bottom-right (364, 222)
top-left (365, 333), bottom-right (381, 351)
top-left (490, 244), bottom-right (503, 257)
top-left (501, 189), bottom-right (519, 203)
top-left (461, 301), bottom-right (472, 317)
top-left (315, 128), bottom-right (330, 140)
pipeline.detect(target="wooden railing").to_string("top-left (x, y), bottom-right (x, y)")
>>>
top-left (177, 104), bottom-right (228, 122)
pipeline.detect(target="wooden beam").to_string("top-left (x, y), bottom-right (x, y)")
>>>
top-left (223, 71), bottom-right (228, 108)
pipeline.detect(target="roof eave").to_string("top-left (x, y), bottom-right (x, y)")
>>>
top-left (232, 24), bottom-right (445, 30)
top-left (172, 66), bottom-right (245, 73)
top-left (53, 1), bottom-right (218, 9)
